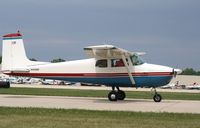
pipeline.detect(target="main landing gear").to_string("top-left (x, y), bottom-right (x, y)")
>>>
top-left (108, 86), bottom-right (126, 101)
top-left (152, 87), bottom-right (162, 102)
top-left (108, 86), bottom-right (162, 102)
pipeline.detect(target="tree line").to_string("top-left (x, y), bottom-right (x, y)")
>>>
top-left (181, 68), bottom-right (200, 76)
top-left (0, 56), bottom-right (65, 64)
top-left (29, 58), bottom-right (66, 63)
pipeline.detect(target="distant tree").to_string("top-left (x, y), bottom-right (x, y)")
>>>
top-left (51, 58), bottom-right (65, 63)
top-left (0, 56), bottom-right (2, 64)
top-left (29, 58), bottom-right (37, 61)
top-left (181, 68), bottom-right (200, 75)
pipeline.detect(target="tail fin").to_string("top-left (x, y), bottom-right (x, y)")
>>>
top-left (2, 31), bottom-right (48, 72)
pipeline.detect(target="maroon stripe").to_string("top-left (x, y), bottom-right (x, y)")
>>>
top-left (5, 72), bottom-right (173, 77)
top-left (3, 33), bottom-right (22, 38)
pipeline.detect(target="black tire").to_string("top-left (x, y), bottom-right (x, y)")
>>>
top-left (5, 82), bottom-right (10, 88)
top-left (108, 91), bottom-right (118, 101)
top-left (153, 94), bottom-right (162, 102)
top-left (0, 81), bottom-right (10, 88)
top-left (117, 90), bottom-right (126, 100)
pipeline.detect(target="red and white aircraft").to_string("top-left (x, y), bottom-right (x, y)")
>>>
top-left (1, 32), bottom-right (182, 102)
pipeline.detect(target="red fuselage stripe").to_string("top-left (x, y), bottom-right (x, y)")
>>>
top-left (6, 72), bottom-right (173, 77)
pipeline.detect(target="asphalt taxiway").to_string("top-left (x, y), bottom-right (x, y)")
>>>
top-left (0, 94), bottom-right (200, 114)
top-left (11, 84), bottom-right (200, 93)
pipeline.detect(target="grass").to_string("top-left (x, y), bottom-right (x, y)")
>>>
top-left (0, 107), bottom-right (200, 128)
top-left (0, 87), bottom-right (200, 100)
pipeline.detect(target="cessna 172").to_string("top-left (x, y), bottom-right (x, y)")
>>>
top-left (1, 32), bottom-right (182, 102)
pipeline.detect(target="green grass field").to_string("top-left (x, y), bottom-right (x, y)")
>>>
top-left (0, 107), bottom-right (200, 128)
top-left (0, 87), bottom-right (200, 100)
top-left (0, 88), bottom-right (200, 128)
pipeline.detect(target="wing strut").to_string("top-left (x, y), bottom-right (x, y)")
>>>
top-left (121, 54), bottom-right (135, 86)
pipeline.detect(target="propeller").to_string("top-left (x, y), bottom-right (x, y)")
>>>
top-left (172, 68), bottom-right (182, 78)
top-left (172, 69), bottom-right (177, 78)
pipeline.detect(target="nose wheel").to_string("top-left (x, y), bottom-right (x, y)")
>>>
top-left (152, 88), bottom-right (162, 102)
top-left (108, 86), bottom-right (126, 101)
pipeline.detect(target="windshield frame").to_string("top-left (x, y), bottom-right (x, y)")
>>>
top-left (130, 54), bottom-right (144, 66)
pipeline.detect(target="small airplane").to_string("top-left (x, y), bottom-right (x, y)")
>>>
top-left (185, 83), bottom-right (200, 90)
top-left (1, 31), bottom-right (182, 102)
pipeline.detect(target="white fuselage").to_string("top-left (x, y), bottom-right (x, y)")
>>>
top-left (7, 58), bottom-right (174, 87)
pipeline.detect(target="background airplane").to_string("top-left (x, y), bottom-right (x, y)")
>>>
top-left (1, 31), bottom-right (182, 102)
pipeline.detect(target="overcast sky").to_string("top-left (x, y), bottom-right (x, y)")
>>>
top-left (0, 0), bottom-right (200, 70)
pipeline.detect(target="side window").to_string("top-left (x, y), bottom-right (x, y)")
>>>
top-left (111, 59), bottom-right (125, 67)
top-left (96, 59), bottom-right (107, 68)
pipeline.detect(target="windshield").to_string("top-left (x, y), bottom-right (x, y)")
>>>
top-left (130, 55), bottom-right (144, 65)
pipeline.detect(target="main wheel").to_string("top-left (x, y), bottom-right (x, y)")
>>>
top-left (108, 91), bottom-right (118, 101)
top-left (153, 94), bottom-right (162, 102)
top-left (5, 82), bottom-right (10, 88)
top-left (117, 90), bottom-right (126, 100)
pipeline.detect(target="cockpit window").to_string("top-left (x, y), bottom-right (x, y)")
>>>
top-left (111, 59), bottom-right (125, 67)
top-left (111, 58), bottom-right (129, 67)
top-left (130, 55), bottom-right (144, 65)
top-left (95, 59), bottom-right (107, 68)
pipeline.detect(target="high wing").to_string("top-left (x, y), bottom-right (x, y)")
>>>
top-left (84, 45), bottom-right (145, 86)
top-left (84, 45), bottom-right (145, 59)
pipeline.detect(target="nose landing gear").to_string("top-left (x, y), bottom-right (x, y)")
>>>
top-left (152, 87), bottom-right (162, 102)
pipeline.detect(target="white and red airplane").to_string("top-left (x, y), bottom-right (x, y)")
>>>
top-left (1, 31), bottom-right (182, 102)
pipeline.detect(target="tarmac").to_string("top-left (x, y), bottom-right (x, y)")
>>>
top-left (0, 94), bottom-right (200, 114)
top-left (0, 84), bottom-right (199, 114)
top-left (11, 84), bottom-right (200, 93)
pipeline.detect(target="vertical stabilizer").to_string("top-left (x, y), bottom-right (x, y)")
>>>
top-left (2, 31), bottom-right (47, 72)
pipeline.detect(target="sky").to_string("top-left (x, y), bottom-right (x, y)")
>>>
top-left (0, 0), bottom-right (200, 70)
